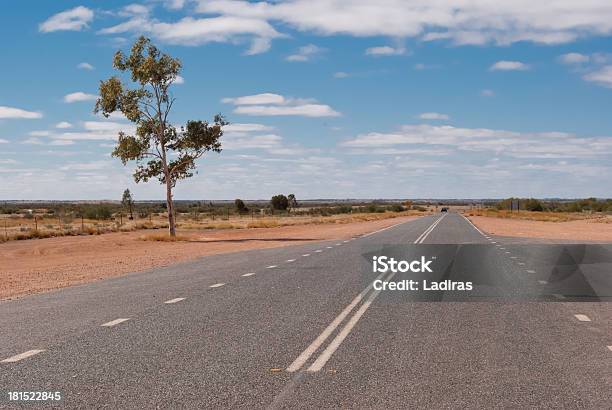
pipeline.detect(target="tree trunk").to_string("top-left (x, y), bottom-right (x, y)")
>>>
top-left (165, 178), bottom-right (176, 237)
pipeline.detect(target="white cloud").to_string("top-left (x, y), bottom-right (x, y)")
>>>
top-left (0, 139), bottom-right (8, 144)
top-left (222, 93), bottom-right (286, 105)
top-left (223, 93), bottom-right (340, 117)
top-left (55, 121), bottom-right (73, 129)
top-left (333, 71), bottom-right (350, 78)
top-left (583, 65), bottom-right (612, 88)
top-left (481, 89), bottom-right (495, 97)
top-left (558, 53), bottom-right (589, 65)
top-left (29, 131), bottom-right (51, 137)
top-left (172, 75), bottom-right (185, 84)
top-left (99, 15), bottom-right (282, 55)
top-left (341, 124), bottom-right (612, 161)
top-left (63, 92), bottom-right (97, 103)
top-left (77, 62), bottom-right (95, 70)
top-left (419, 112), bottom-right (450, 120)
top-left (196, 0), bottom-right (612, 47)
top-left (39, 6), bottom-right (94, 33)
top-left (489, 61), bottom-right (530, 71)
top-left (22, 137), bottom-right (45, 145)
top-left (234, 105), bottom-right (340, 117)
top-left (0, 106), bottom-right (43, 119)
top-left (365, 46), bottom-right (406, 56)
top-left (286, 44), bottom-right (324, 62)
top-left (165, 0), bottom-right (186, 10)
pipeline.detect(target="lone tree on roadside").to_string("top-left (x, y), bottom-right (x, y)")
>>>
top-left (122, 189), bottom-right (135, 220)
top-left (95, 36), bottom-right (226, 237)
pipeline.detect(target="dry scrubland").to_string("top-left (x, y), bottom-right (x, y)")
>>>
top-left (465, 208), bottom-right (612, 223)
top-left (0, 210), bottom-right (428, 243)
top-left (465, 209), bottom-right (612, 242)
top-left (0, 211), bottom-right (423, 300)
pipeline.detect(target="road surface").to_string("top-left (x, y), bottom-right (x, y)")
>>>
top-left (1, 212), bottom-right (611, 408)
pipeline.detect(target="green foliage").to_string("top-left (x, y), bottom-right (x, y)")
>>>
top-left (122, 189), bottom-right (135, 219)
top-left (287, 194), bottom-right (298, 211)
top-left (270, 194), bottom-right (289, 211)
top-left (83, 206), bottom-right (113, 220)
top-left (234, 199), bottom-right (248, 213)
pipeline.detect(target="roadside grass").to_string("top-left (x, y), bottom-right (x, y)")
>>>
top-left (139, 233), bottom-right (192, 242)
top-left (0, 209), bottom-right (429, 243)
top-left (465, 209), bottom-right (610, 223)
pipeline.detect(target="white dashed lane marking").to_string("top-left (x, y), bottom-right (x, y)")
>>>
top-left (314, 250), bottom-right (323, 253)
top-left (574, 314), bottom-right (591, 322)
top-left (302, 254), bottom-right (310, 257)
top-left (538, 280), bottom-right (548, 285)
top-left (326, 246), bottom-right (333, 249)
top-left (164, 298), bottom-right (185, 304)
top-left (527, 270), bottom-right (536, 273)
top-left (101, 318), bottom-right (130, 327)
top-left (1, 350), bottom-right (45, 363)
top-left (286, 259), bottom-right (296, 263)
top-left (209, 283), bottom-right (226, 288)
top-left (266, 265), bottom-right (278, 269)
top-left (242, 272), bottom-right (256, 277)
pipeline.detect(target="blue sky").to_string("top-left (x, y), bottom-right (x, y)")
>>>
top-left (1, 1), bottom-right (612, 200)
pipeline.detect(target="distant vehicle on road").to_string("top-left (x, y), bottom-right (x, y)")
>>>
top-left (441, 207), bottom-right (449, 212)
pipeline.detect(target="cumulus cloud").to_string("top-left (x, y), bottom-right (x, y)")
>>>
top-left (419, 112), bottom-right (450, 120)
top-left (172, 75), bottom-right (185, 84)
top-left (55, 121), bottom-right (73, 129)
top-left (99, 14), bottom-right (282, 55)
top-left (63, 92), bottom-right (97, 103)
top-left (341, 124), bottom-right (612, 161)
top-left (223, 93), bottom-right (340, 117)
top-left (583, 66), bottom-right (612, 88)
top-left (286, 44), bottom-right (324, 62)
top-left (39, 6), bottom-right (94, 33)
top-left (0, 106), bottom-right (43, 119)
top-left (77, 62), bottom-right (95, 70)
top-left (365, 46), bottom-right (406, 56)
top-left (196, 0), bottom-right (612, 47)
top-left (558, 53), bottom-right (589, 65)
top-left (490, 61), bottom-right (530, 71)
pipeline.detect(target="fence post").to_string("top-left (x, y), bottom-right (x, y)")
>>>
top-left (81, 215), bottom-right (84, 232)
top-left (4, 219), bottom-right (7, 241)
top-left (34, 216), bottom-right (38, 231)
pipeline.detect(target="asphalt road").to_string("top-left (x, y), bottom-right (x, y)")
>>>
top-left (1, 212), bottom-right (611, 408)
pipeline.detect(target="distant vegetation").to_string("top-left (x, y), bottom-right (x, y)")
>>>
top-left (0, 199), bottom-right (428, 243)
top-left (496, 198), bottom-right (612, 213)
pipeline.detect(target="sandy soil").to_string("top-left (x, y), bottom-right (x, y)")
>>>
top-left (468, 215), bottom-right (612, 242)
top-left (0, 216), bottom-right (417, 300)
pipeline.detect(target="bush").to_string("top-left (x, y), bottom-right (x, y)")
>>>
top-left (235, 198), bottom-right (248, 213)
top-left (83, 206), bottom-right (113, 220)
top-left (270, 194), bottom-right (289, 211)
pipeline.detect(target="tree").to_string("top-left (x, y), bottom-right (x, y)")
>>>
top-left (95, 36), bottom-right (227, 237)
top-left (122, 189), bottom-right (135, 220)
top-left (287, 194), bottom-right (298, 213)
top-left (235, 198), bottom-right (248, 214)
top-left (270, 194), bottom-right (289, 211)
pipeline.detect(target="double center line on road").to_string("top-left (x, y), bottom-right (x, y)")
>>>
top-left (286, 214), bottom-right (446, 373)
